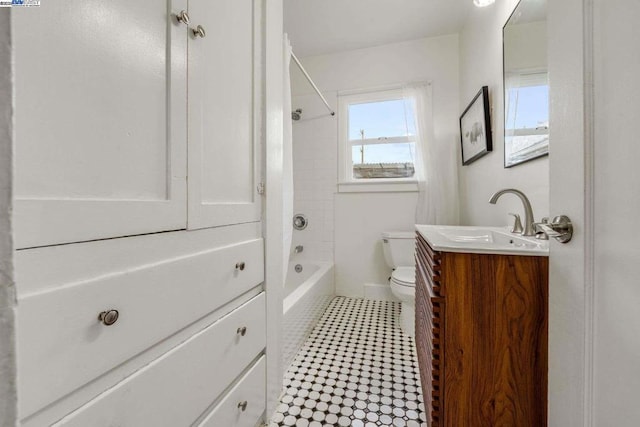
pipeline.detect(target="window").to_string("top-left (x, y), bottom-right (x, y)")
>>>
top-left (504, 71), bottom-right (549, 167)
top-left (338, 89), bottom-right (419, 192)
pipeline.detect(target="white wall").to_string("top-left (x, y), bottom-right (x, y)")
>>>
top-left (0, 9), bottom-right (17, 427)
top-left (290, 35), bottom-right (460, 297)
top-left (504, 20), bottom-right (548, 71)
top-left (334, 192), bottom-right (417, 297)
top-left (458, 1), bottom-right (549, 227)
top-left (291, 92), bottom-right (337, 264)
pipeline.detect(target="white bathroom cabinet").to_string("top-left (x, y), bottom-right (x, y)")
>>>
top-left (50, 295), bottom-right (266, 427)
top-left (13, 0), bottom-right (189, 249)
top-left (187, 0), bottom-right (262, 230)
top-left (18, 238), bottom-right (264, 417)
top-left (13, 0), bottom-right (262, 249)
top-left (11, 1), bottom-right (270, 426)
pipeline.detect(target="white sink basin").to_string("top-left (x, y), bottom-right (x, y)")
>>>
top-left (415, 225), bottom-right (549, 256)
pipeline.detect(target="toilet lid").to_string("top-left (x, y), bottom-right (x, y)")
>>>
top-left (392, 267), bottom-right (415, 287)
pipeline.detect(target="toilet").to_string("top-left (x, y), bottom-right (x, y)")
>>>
top-left (381, 231), bottom-right (416, 336)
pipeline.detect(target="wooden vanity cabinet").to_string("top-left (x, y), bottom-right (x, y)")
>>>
top-left (415, 232), bottom-right (548, 427)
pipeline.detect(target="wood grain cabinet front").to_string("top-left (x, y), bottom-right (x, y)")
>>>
top-left (415, 232), bottom-right (548, 427)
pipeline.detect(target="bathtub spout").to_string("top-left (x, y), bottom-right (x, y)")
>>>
top-left (294, 245), bottom-right (303, 254)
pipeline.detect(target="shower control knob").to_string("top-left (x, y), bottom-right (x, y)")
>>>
top-left (176, 10), bottom-right (190, 25)
top-left (98, 309), bottom-right (119, 326)
top-left (235, 261), bottom-right (246, 271)
top-left (237, 401), bottom-right (248, 411)
top-left (293, 214), bottom-right (308, 230)
top-left (237, 326), bottom-right (247, 336)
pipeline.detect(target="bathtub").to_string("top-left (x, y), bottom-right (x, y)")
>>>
top-left (282, 261), bottom-right (335, 371)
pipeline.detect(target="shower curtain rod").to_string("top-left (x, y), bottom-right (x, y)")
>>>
top-left (291, 51), bottom-right (335, 117)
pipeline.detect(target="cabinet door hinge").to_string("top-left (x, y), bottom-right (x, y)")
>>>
top-left (257, 182), bottom-right (265, 195)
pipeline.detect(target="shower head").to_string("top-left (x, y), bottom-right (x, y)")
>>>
top-left (292, 108), bottom-right (302, 121)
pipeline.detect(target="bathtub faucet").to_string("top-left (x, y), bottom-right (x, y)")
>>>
top-left (294, 245), bottom-right (303, 254)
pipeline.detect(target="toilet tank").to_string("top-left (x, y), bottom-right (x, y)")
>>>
top-left (381, 231), bottom-right (416, 268)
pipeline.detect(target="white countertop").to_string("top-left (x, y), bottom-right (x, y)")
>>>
top-left (415, 224), bottom-right (549, 256)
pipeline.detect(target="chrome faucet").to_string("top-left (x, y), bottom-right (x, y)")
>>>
top-left (294, 245), bottom-right (303, 254)
top-left (489, 188), bottom-right (536, 236)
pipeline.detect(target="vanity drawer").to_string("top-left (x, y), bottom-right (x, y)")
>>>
top-left (416, 233), bottom-right (443, 296)
top-left (415, 232), bottom-right (445, 426)
top-left (18, 238), bottom-right (264, 418)
top-left (416, 232), bottom-right (441, 264)
top-left (197, 357), bottom-right (266, 427)
top-left (53, 293), bottom-right (266, 427)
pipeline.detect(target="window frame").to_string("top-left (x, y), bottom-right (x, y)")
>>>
top-left (337, 88), bottom-right (419, 193)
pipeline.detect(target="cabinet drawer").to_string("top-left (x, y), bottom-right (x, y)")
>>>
top-left (416, 232), bottom-right (441, 264)
top-left (53, 293), bottom-right (266, 427)
top-left (197, 357), bottom-right (265, 427)
top-left (18, 238), bottom-right (264, 418)
top-left (416, 233), bottom-right (443, 296)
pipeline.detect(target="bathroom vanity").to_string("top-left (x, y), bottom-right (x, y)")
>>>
top-left (415, 225), bottom-right (548, 427)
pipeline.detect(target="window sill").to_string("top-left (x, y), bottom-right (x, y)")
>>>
top-left (338, 181), bottom-right (419, 193)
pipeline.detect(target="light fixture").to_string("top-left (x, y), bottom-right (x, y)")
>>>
top-left (473, 0), bottom-right (495, 7)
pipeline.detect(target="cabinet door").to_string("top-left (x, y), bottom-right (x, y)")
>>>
top-left (187, 0), bottom-right (262, 230)
top-left (13, 0), bottom-right (188, 249)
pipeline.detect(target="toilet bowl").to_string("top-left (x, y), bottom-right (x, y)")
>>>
top-left (381, 231), bottom-right (416, 337)
top-left (389, 266), bottom-right (416, 336)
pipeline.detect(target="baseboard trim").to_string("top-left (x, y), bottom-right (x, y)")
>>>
top-left (363, 283), bottom-right (398, 302)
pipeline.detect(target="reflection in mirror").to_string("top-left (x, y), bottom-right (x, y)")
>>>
top-left (503, 0), bottom-right (548, 168)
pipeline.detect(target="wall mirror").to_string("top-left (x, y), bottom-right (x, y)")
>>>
top-left (503, 0), bottom-right (548, 168)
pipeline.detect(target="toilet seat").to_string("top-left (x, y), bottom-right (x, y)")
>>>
top-left (391, 266), bottom-right (415, 287)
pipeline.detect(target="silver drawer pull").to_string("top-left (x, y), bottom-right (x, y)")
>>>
top-left (192, 25), bottom-right (206, 38)
top-left (98, 309), bottom-right (119, 326)
top-left (235, 261), bottom-right (246, 271)
top-left (237, 401), bottom-right (248, 411)
top-left (176, 10), bottom-right (190, 25)
top-left (237, 326), bottom-right (247, 336)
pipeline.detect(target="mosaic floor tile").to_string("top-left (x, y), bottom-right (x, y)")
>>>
top-left (270, 297), bottom-right (427, 427)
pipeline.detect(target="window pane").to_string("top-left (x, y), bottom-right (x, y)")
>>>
top-left (352, 142), bottom-right (415, 179)
top-left (505, 84), bottom-right (549, 131)
top-left (504, 77), bottom-right (549, 166)
top-left (348, 99), bottom-right (416, 140)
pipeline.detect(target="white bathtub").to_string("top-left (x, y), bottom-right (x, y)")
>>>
top-left (282, 261), bottom-right (334, 371)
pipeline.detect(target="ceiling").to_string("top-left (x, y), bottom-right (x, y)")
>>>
top-left (284, 0), bottom-right (473, 57)
top-left (508, 0), bottom-right (547, 25)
